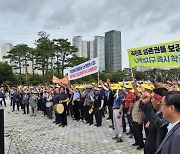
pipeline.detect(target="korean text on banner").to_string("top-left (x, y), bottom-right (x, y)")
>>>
top-left (68, 57), bottom-right (99, 80)
top-left (127, 40), bottom-right (180, 67)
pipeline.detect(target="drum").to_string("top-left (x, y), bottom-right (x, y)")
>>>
top-left (56, 104), bottom-right (64, 114)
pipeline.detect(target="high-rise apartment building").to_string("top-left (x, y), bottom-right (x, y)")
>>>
top-left (82, 41), bottom-right (88, 58)
top-left (72, 36), bottom-right (88, 58)
top-left (105, 30), bottom-right (122, 71)
top-left (72, 36), bottom-right (82, 57)
top-left (0, 43), bottom-right (13, 63)
top-left (87, 41), bottom-right (94, 59)
top-left (94, 36), bottom-right (105, 71)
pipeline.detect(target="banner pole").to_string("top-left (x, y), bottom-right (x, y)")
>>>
top-left (130, 67), bottom-right (134, 79)
top-left (98, 71), bottom-right (100, 85)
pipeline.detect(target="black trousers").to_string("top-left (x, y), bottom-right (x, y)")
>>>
top-left (23, 104), bottom-right (29, 114)
top-left (122, 108), bottom-right (133, 133)
top-left (80, 103), bottom-right (85, 120)
top-left (108, 105), bottom-right (113, 124)
top-left (10, 97), bottom-right (13, 106)
top-left (74, 101), bottom-right (80, 120)
top-left (143, 121), bottom-right (149, 137)
top-left (47, 106), bottom-right (53, 119)
top-left (13, 100), bottom-right (20, 111)
top-left (0, 99), bottom-right (6, 106)
top-left (60, 104), bottom-right (67, 125)
top-left (94, 108), bottom-right (102, 125)
top-left (85, 106), bottom-right (93, 124)
top-left (68, 102), bottom-right (74, 117)
top-left (3, 98), bottom-right (6, 106)
top-left (20, 99), bottom-right (23, 109)
top-left (132, 121), bottom-right (144, 147)
top-left (55, 112), bottom-right (61, 123)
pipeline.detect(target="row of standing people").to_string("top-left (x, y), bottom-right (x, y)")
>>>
top-left (5, 79), bottom-right (180, 154)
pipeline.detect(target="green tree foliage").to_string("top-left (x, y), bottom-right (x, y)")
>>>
top-left (53, 38), bottom-right (78, 77)
top-left (3, 44), bottom-right (30, 84)
top-left (29, 74), bottom-right (43, 85)
top-left (35, 31), bottom-right (54, 85)
top-left (28, 47), bottom-right (37, 76)
top-left (0, 62), bottom-right (16, 85)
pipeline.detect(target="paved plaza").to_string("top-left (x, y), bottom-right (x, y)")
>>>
top-left (4, 98), bottom-right (143, 154)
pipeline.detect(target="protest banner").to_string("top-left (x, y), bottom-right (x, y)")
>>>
top-left (68, 57), bottom-right (99, 80)
top-left (52, 75), bottom-right (69, 84)
top-left (127, 40), bottom-right (180, 67)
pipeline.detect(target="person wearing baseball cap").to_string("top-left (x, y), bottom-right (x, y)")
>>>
top-left (112, 86), bottom-right (124, 143)
top-left (122, 84), bottom-right (135, 137)
top-left (93, 87), bottom-right (104, 127)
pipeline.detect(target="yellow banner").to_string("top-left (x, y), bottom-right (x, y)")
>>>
top-left (127, 40), bottom-right (180, 67)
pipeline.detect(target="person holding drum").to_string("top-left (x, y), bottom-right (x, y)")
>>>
top-left (58, 86), bottom-right (69, 127)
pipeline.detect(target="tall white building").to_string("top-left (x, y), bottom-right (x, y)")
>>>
top-left (72, 36), bottom-right (82, 57)
top-left (0, 43), bottom-right (13, 63)
top-left (87, 41), bottom-right (94, 59)
top-left (72, 36), bottom-right (88, 58)
top-left (82, 41), bottom-right (88, 58)
top-left (94, 36), bottom-right (105, 71)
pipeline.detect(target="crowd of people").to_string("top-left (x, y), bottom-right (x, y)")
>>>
top-left (0, 79), bottom-right (180, 154)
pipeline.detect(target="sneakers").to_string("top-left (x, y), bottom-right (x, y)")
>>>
top-left (112, 136), bottom-right (118, 140)
top-left (126, 132), bottom-right (131, 135)
top-left (132, 143), bottom-right (138, 146)
top-left (137, 146), bottom-right (144, 150)
top-left (116, 138), bottom-right (123, 143)
top-left (109, 125), bottom-right (114, 128)
top-left (129, 134), bottom-right (134, 138)
top-left (109, 125), bottom-right (115, 129)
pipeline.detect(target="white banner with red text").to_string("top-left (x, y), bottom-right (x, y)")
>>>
top-left (68, 57), bottom-right (99, 80)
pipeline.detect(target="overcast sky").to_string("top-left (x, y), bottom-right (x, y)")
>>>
top-left (0, 0), bottom-right (180, 68)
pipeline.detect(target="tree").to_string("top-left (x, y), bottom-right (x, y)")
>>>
top-left (3, 44), bottom-right (29, 84)
top-left (21, 44), bottom-right (31, 85)
top-left (53, 38), bottom-right (78, 77)
top-left (35, 31), bottom-right (54, 85)
top-left (28, 47), bottom-right (37, 77)
top-left (0, 62), bottom-right (16, 85)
